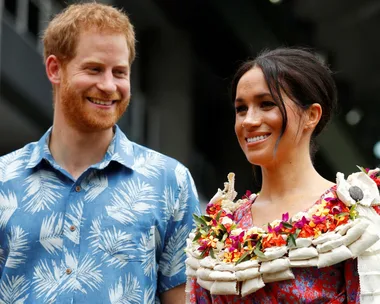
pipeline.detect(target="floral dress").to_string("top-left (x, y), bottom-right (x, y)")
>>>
top-left (190, 187), bottom-right (362, 304)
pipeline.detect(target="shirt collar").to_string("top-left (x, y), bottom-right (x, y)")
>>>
top-left (25, 125), bottom-right (135, 170)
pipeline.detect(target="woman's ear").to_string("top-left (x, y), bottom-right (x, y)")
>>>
top-left (305, 103), bottom-right (322, 130)
top-left (45, 55), bottom-right (62, 85)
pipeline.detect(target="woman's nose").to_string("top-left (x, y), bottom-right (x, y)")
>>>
top-left (243, 109), bottom-right (262, 128)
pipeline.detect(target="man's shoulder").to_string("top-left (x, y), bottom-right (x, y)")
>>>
top-left (0, 141), bottom-right (38, 162)
top-left (129, 140), bottom-right (189, 172)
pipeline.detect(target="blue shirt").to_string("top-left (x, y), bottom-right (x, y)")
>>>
top-left (0, 126), bottom-right (200, 304)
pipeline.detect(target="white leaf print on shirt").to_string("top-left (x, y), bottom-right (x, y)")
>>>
top-left (87, 217), bottom-right (102, 254)
top-left (119, 136), bottom-right (133, 156)
top-left (0, 149), bottom-right (28, 183)
top-left (59, 249), bottom-right (103, 294)
top-left (106, 179), bottom-right (157, 224)
top-left (139, 228), bottom-right (155, 278)
top-left (0, 246), bottom-right (5, 267)
top-left (143, 285), bottom-right (155, 304)
top-left (132, 152), bottom-right (166, 179)
top-left (33, 259), bottom-right (61, 303)
top-left (99, 227), bottom-right (138, 268)
top-left (160, 186), bottom-right (188, 222)
top-left (109, 274), bottom-right (142, 304)
top-left (0, 274), bottom-right (30, 304)
top-left (22, 170), bottom-right (64, 214)
top-left (0, 191), bottom-right (18, 230)
top-left (64, 200), bottom-right (84, 244)
top-left (174, 184), bottom-right (190, 222)
top-left (40, 213), bottom-right (63, 255)
top-left (81, 172), bottom-right (108, 202)
top-left (159, 225), bottom-right (190, 277)
top-left (160, 186), bottom-right (176, 222)
top-left (5, 226), bottom-right (29, 269)
top-left (110, 153), bottom-right (125, 164)
top-left (175, 163), bottom-right (198, 200)
top-left (28, 145), bottom-right (41, 167)
top-left (174, 163), bottom-right (187, 187)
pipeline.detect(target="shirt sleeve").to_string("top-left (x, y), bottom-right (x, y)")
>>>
top-left (158, 167), bottom-right (201, 293)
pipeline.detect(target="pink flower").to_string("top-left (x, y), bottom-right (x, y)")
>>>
top-left (282, 212), bottom-right (289, 222)
top-left (312, 215), bottom-right (326, 224)
top-left (242, 190), bottom-right (252, 199)
top-left (331, 205), bottom-right (342, 215)
top-left (294, 216), bottom-right (309, 229)
top-left (324, 197), bottom-right (340, 204)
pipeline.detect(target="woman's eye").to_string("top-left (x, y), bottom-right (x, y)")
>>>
top-left (261, 101), bottom-right (276, 108)
top-left (235, 105), bottom-right (247, 113)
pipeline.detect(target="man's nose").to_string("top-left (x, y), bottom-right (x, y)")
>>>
top-left (97, 72), bottom-right (117, 94)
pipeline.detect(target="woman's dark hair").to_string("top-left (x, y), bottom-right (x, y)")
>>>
top-left (231, 47), bottom-right (338, 157)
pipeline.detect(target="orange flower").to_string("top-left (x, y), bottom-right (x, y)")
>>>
top-left (262, 233), bottom-right (286, 249)
top-left (298, 224), bottom-right (315, 238)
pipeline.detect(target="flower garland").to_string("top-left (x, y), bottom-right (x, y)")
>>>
top-left (186, 167), bottom-right (380, 299)
top-left (192, 178), bottom-right (357, 265)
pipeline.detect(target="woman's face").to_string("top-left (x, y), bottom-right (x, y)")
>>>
top-left (234, 66), bottom-right (309, 167)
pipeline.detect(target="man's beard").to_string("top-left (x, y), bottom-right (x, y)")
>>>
top-left (59, 77), bottom-right (129, 133)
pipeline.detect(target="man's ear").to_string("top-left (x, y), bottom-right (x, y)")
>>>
top-left (305, 103), bottom-right (322, 131)
top-left (45, 55), bottom-right (63, 85)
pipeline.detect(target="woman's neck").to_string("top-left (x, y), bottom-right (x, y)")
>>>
top-left (258, 152), bottom-right (334, 205)
top-left (49, 122), bottom-right (114, 180)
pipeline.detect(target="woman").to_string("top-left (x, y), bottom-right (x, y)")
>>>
top-left (186, 48), bottom-right (380, 303)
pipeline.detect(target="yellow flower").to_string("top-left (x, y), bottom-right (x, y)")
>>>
top-left (315, 202), bottom-right (330, 217)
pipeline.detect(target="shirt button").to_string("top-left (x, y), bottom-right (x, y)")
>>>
top-left (66, 268), bottom-right (72, 275)
top-left (75, 185), bottom-right (81, 192)
top-left (69, 225), bottom-right (76, 232)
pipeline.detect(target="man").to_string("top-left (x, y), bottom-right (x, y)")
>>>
top-left (0, 3), bottom-right (199, 304)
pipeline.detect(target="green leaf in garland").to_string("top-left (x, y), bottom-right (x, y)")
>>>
top-left (215, 210), bottom-right (223, 222)
top-left (349, 204), bottom-right (359, 220)
top-left (204, 215), bottom-right (213, 222)
top-left (295, 228), bottom-right (301, 238)
top-left (283, 222), bottom-right (293, 229)
top-left (209, 248), bottom-right (216, 259)
top-left (200, 229), bottom-right (208, 235)
top-left (235, 251), bottom-right (251, 265)
top-left (356, 165), bottom-right (367, 174)
top-left (192, 214), bottom-right (208, 227)
top-left (253, 241), bottom-right (265, 259)
top-left (193, 232), bottom-right (202, 242)
top-left (221, 232), bottom-right (228, 242)
top-left (288, 233), bottom-right (296, 247)
top-left (199, 249), bottom-right (207, 259)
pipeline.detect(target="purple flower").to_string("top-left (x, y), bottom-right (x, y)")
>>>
top-left (282, 212), bottom-right (289, 222)
top-left (312, 215), bottom-right (326, 224)
top-left (294, 216), bottom-right (309, 229)
top-left (324, 197), bottom-right (339, 204)
top-left (331, 205), bottom-right (342, 215)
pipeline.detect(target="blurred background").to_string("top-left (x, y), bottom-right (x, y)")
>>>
top-left (1, 0), bottom-right (379, 208)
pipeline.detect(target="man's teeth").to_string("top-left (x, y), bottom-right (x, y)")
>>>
top-left (89, 98), bottom-right (113, 105)
top-left (247, 135), bottom-right (269, 143)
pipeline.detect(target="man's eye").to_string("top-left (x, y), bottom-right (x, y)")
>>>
top-left (88, 67), bottom-right (101, 73)
top-left (114, 70), bottom-right (126, 76)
